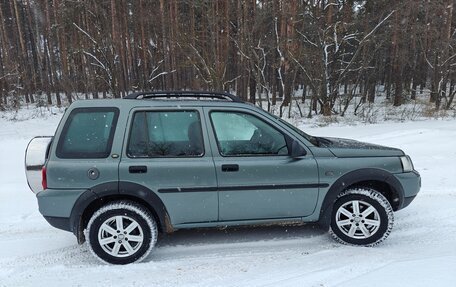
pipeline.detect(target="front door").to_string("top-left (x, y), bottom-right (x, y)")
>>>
top-left (205, 108), bottom-right (320, 221)
top-left (119, 108), bottom-right (218, 225)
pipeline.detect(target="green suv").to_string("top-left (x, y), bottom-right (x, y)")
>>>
top-left (25, 91), bottom-right (421, 264)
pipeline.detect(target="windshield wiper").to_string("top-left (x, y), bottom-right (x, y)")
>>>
top-left (309, 136), bottom-right (319, 146)
top-left (314, 137), bottom-right (332, 147)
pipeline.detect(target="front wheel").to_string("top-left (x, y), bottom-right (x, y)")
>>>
top-left (329, 188), bottom-right (394, 246)
top-left (86, 201), bottom-right (158, 264)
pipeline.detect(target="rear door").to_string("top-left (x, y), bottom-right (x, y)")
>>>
top-left (205, 107), bottom-right (320, 221)
top-left (47, 107), bottom-right (121, 190)
top-left (118, 107), bottom-right (218, 225)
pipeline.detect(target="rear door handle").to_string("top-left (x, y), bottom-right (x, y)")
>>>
top-left (221, 164), bottom-right (239, 172)
top-left (129, 165), bottom-right (147, 173)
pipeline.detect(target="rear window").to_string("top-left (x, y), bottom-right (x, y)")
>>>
top-left (56, 108), bottom-right (119, 158)
top-left (127, 110), bottom-right (204, 157)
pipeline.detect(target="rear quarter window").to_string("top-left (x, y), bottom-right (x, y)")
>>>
top-left (56, 107), bottom-right (119, 158)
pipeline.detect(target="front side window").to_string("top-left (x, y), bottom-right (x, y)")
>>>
top-left (210, 111), bottom-right (289, 156)
top-left (127, 110), bottom-right (204, 157)
top-left (56, 108), bottom-right (119, 158)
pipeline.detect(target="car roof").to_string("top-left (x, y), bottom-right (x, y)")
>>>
top-left (124, 91), bottom-right (243, 102)
top-left (68, 98), bottom-right (254, 109)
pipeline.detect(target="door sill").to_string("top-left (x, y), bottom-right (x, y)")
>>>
top-left (173, 217), bottom-right (305, 229)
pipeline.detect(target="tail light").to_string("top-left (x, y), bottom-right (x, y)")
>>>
top-left (42, 166), bottom-right (47, 190)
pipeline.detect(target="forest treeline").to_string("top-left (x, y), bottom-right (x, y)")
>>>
top-left (0, 0), bottom-right (455, 116)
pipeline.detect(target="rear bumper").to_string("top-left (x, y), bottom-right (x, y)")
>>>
top-left (37, 188), bottom-right (86, 233)
top-left (43, 216), bottom-right (71, 232)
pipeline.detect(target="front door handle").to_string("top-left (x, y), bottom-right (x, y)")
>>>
top-left (221, 164), bottom-right (239, 172)
top-left (129, 165), bottom-right (147, 173)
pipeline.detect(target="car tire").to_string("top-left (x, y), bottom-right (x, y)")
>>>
top-left (86, 201), bottom-right (158, 264)
top-left (329, 188), bottom-right (394, 246)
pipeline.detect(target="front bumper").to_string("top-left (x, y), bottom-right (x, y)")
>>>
top-left (394, 170), bottom-right (421, 210)
top-left (401, 195), bottom-right (417, 209)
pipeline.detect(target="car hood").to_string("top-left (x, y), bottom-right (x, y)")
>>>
top-left (318, 137), bottom-right (404, 157)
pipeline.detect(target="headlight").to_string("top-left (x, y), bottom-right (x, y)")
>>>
top-left (400, 155), bottom-right (414, 172)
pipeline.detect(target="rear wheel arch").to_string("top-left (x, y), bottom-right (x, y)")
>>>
top-left (318, 168), bottom-right (404, 228)
top-left (70, 182), bottom-right (172, 244)
top-left (86, 200), bottom-right (158, 264)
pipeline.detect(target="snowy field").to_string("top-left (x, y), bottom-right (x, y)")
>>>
top-left (0, 109), bottom-right (455, 287)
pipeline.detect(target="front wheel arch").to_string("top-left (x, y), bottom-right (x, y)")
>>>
top-left (318, 168), bottom-right (404, 229)
top-left (329, 188), bottom-right (394, 246)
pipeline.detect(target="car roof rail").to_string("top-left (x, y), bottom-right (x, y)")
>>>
top-left (124, 91), bottom-right (243, 102)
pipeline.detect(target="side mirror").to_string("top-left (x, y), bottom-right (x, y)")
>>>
top-left (290, 139), bottom-right (307, 158)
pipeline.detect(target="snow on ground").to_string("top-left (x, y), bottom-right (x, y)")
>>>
top-left (0, 108), bottom-right (455, 287)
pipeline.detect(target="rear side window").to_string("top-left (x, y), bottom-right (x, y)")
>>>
top-left (127, 110), bottom-right (204, 157)
top-left (56, 108), bottom-right (119, 158)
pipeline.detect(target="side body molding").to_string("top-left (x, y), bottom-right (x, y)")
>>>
top-left (318, 168), bottom-right (405, 228)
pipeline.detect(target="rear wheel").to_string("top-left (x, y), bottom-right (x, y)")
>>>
top-left (329, 188), bottom-right (394, 246)
top-left (86, 201), bottom-right (158, 264)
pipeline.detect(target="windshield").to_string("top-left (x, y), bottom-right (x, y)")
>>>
top-left (256, 108), bottom-right (313, 140)
top-left (249, 105), bottom-right (318, 145)
top-left (277, 118), bottom-right (313, 141)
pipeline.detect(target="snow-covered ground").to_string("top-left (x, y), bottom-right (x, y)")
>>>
top-left (0, 109), bottom-right (455, 287)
